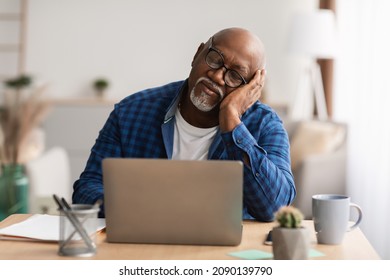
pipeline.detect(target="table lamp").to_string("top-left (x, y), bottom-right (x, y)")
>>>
top-left (287, 9), bottom-right (338, 120)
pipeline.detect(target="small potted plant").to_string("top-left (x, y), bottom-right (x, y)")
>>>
top-left (272, 205), bottom-right (310, 260)
top-left (93, 78), bottom-right (109, 99)
top-left (5, 74), bottom-right (32, 90)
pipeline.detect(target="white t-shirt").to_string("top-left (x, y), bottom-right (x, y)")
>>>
top-left (172, 109), bottom-right (218, 160)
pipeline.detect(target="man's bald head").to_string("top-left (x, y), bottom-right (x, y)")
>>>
top-left (212, 27), bottom-right (266, 70)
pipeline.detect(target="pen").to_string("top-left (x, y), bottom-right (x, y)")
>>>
top-left (53, 195), bottom-right (96, 251)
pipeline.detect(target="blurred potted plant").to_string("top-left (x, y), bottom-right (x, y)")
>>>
top-left (93, 78), bottom-right (109, 99)
top-left (0, 74), bottom-right (50, 220)
top-left (4, 74), bottom-right (32, 90)
top-left (272, 205), bottom-right (310, 260)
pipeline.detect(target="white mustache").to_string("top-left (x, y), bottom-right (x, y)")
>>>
top-left (196, 77), bottom-right (223, 98)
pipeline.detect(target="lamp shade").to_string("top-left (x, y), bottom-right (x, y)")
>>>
top-left (287, 9), bottom-right (338, 59)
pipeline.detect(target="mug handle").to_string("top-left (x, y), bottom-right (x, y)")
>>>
top-left (348, 203), bottom-right (363, 231)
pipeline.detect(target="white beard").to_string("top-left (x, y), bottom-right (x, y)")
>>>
top-left (189, 78), bottom-right (222, 112)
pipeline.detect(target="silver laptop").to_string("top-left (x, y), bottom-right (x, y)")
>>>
top-left (102, 158), bottom-right (243, 246)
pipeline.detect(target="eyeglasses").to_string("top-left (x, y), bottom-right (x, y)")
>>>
top-left (205, 37), bottom-right (247, 88)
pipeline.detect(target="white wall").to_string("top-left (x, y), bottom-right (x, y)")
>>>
top-left (25, 0), bottom-right (317, 105)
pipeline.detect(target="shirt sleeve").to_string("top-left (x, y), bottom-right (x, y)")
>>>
top-left (72, 106), bottom-right (122, 217)
top-left (220, 119), bottom-right (296, 222)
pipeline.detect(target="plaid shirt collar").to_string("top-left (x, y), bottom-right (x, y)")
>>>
top-left (163, 79), bottom-right (188, 124)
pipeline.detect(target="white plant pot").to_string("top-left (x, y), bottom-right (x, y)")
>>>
top-left (272, 227), bottom-right (310, 260)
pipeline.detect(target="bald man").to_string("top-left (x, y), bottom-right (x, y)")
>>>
top-left (73, 27), bottom-right (296, 221)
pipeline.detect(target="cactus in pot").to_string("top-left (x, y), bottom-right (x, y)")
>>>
top-left (272, 206), bottom-right (310, 260)
top-left (275, 205), bottom-right (304, 228)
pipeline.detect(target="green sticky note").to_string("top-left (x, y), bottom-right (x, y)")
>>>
top-left (229, 249), bottom-right (324, 260)
top-left (309, 249), bottom-right (325, 258)
top-left (229, 249), bottom-right (273, 260)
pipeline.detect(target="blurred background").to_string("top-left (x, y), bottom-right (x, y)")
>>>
top-left (1, 0), bottom-right (389, 259)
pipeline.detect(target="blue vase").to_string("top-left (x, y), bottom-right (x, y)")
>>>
top-left (0, 164), bottom-right (29, 221)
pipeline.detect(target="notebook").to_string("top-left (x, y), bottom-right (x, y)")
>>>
top-left (102, 158), bottom-right (243, 246)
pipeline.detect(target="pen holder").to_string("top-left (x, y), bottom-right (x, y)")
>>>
top-left (58, 204), bottom-right (99, 257)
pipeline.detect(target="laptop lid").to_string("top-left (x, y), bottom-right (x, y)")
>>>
top-left (102, 158), bottom-right (243, 246)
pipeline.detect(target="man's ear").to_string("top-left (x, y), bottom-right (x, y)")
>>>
top-left (191, 43), bottom-right (205, 67)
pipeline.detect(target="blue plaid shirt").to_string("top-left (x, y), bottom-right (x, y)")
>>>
top-left (72, 80), bottom-right (296, 221)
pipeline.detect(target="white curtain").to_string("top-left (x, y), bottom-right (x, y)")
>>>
top-left (334, 0), bottom-right (390, 259)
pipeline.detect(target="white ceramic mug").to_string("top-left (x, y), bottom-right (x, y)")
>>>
top-left (312, 194), bottom-right (363, 244)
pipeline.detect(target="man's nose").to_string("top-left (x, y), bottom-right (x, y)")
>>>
top-left (207, 67), bottom-right (226, 87)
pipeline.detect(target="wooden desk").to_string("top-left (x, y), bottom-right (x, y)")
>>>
top-left (0, 214), bottom-right (380, 260)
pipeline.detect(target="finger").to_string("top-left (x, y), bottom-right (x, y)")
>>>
top-left (247, 70), bottom-right (261, 89)
top-left (260, 69), bottom-right (266, 86)
top-left (246, 71), bottom-right (263, 99)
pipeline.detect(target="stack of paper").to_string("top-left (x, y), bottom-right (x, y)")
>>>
top-left (0, 214), bottom-right (106, 242)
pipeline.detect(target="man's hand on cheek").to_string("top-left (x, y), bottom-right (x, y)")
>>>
top-left (219, 69), bottom-right (265, 132)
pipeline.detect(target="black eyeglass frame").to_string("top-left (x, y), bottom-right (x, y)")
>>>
top-left (205, 37), bottom-right (248, 88)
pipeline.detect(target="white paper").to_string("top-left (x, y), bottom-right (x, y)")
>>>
top-left (0, 214), bottom-right (106, 242)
